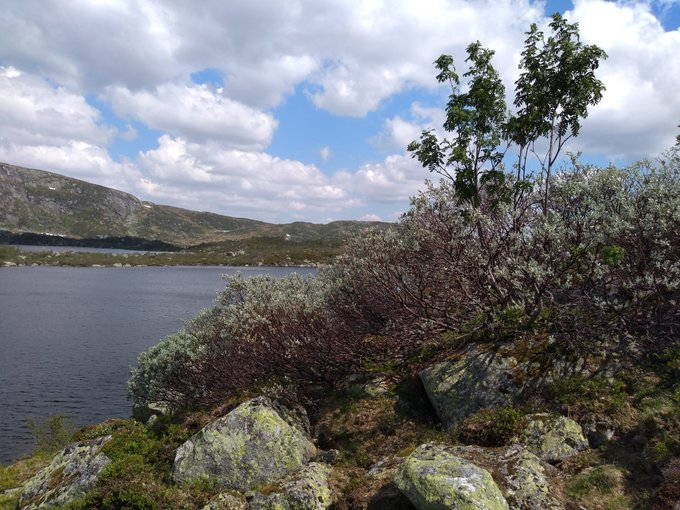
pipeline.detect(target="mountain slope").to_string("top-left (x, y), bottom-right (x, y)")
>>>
top-left (0, 162), bottom-right (387, 247)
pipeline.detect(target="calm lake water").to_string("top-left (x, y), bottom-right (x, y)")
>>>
top-left (0, 265), bottom-right (314, 464)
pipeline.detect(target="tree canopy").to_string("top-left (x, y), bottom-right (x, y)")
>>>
top-left (409, 14), bottom-right (607, 211)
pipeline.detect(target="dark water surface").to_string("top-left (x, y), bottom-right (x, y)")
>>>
top-left (0, 265), bottom-right (314, 464)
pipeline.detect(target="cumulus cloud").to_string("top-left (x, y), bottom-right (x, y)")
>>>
top-left (375, 102), bottom-right (447, 150)
top-left (565, 0), bottom-right (680, 158)
top-left (0, 66), bottom-right (113, 147)
top-left (105, 83), bottom-right (278, 150)
top-left (0, 66), bottom-right (139, 188)
top-left (135, 135), bottom-right (359, 219)
top-left (0, 1), bottom-right (179, 91)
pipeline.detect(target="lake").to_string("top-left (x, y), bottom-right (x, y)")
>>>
top-left (0, 265), bottom-right (315, 464)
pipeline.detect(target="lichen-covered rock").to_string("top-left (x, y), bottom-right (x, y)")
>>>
top-left (18, 436), bottom-right (111, 509)
top-left (132, 401), bottom-right (170, 424)
top-left (511, 413), bottom-right (588, 463)
top-left (248, 462), bottom-right (333, 509)
top-left (202, 492), bottom-right (248, 510)
top-left (171, 397), bottom-right (317, 492)
top-left (406, 445), bottom-right (563, 510)
top-left (419, 347), bottom-right (522, 430)
top-left (394, 443), bottom-right (509, 510)
top-left (366, 456), bottom-right (414, 510)
top-left (499, 446), bottom-right (563, 510)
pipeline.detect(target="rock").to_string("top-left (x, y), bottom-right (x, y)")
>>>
top-left (399, 444), bottom-right (563, 510)
top-left (313, 448), bottom-right (342, 465)
top-left (582, 419), bottom-right (615, 448)
top-left (248, 462), bottom-right (333, 509)
top-left (394, 443), bottom-right (509, 510)
top-left (511, 413), bottom-right (588, 463)
top-left (367, 456), bottom-right (414, 510)
top-left (171, 397), bottom-right (317, 492)
top-left (2, 261), bottom-right (17, 267)
top-left (132, 401), bottom-right (170, 424)
top-left (345, 372), bottom-right (392, 397)
top-left (18, 436), bottom-right (111, 509)
top-left (419, 346), bottom-right (522, 430)
top-left (202, 492), bottom-right (248, 510)
top-left (498, 446), bottom-right (563, 510)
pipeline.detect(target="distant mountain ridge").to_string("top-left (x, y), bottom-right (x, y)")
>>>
top-left (0, 162), bottom-right (388, 247)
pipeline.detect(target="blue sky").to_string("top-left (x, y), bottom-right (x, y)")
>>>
top-left (1, 0), bottom-right (679, 223)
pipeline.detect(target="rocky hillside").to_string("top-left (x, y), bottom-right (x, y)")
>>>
top-left (0, 162), bottom-right (387, 247)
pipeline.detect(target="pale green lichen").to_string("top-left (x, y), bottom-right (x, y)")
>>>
top-left (249, 463), bottom-right (333, 510)
top-left (394, 444), bottom-right (509, 510)
top-left (501, 446), bottom-right (563, 510)
top-left (512, 413), bottom-right (588, 463)
top-left (18, 436), bottom-right (111, 510)
top-left (171, 397), bottom-right (316, 492)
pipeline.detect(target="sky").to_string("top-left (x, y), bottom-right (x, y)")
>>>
top-left (0, 0), bottom-right (679, 224)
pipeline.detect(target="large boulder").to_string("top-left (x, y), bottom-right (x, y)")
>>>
top-left (511, 413), bottom-right (588, 463)
top-left (248, 462), bottom-right (333, 509)
top-left (171, 397), bottom-right (317, 492)
top-left (17, 436), bottom-right (111, 509)
top-left (394, 443), bottom-right (509, 510)
top-left (464, 445), bottom-right (563, 510)
top-left (419, 346), bottom-right (522, 430)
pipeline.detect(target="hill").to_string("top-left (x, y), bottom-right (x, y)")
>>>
top-left (0, 162), bottom-right (388, 248)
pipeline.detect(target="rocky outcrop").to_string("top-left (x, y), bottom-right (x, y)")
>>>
top-left (248, 462), bottom-right (333, 509)
top-left (441, 445), bottom-right (563, 510)
top-left (511, 413), bottom-right (588, 463)
top-left (393, 443), bottom-right (564, 510)
top-left (171, 397), bottom-right (317, 492)
top-left (497, 446), bottom-right (563, 510)
top-left (202, 492), bottom-right (248, 510)
top-left (419, 346), bottom-right (523, 430)
top-left (394, 443), bottom-right (509, 510)
top-left (17, 436), bottom-right (111, 509)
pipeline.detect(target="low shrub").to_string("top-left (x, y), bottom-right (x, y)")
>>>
top-left (25, 415), bottom-right (77, 455)
top-left (455, 406), bottom-right (524, 447)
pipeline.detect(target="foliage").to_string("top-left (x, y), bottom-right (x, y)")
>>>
top-left (408, 42), bottom-right (508, 207)
top-left (511, 14), bottom-right (607, 210)
top-left (333, 152), bottom-right (680, 355)
top-left (409, 13), bottom-right (606, 211)
top-left (455, 406), bottom-right (524, 447)
top-left (129, 272), bottom-right (380, 408)
top-left (24, 415), bottom-right (77, 455)
top-left (60, 419), bottom-right (217, 510)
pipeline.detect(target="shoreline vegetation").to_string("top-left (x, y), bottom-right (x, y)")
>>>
top-left (0, 237), bottom-right (343, 268)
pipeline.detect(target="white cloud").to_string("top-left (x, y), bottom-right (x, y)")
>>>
top-left (0, 140), bottom-right (141, 190)
top-left (352, 154), bottom-right (426, 203)
top-left (320, 146), bottom-right (331, 161)
top-left (119, 124), bottom-right (137, 142)
top-left (564, 0), bottom-right (680, 158)
top-left (360, 213), bottom-right (383, 222)
top-left (0, 1), bottom-right (180, 91)
top-left (0, 66), bottom-right (139, 189)
top-left (135, 135), bottom-right (360, 220)
top-left (375, 102), bottom-right (447, 151)
top-left (105, 83), bottom-right (278, 150)
top-left (0, 66), bottom-right (113, 147)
